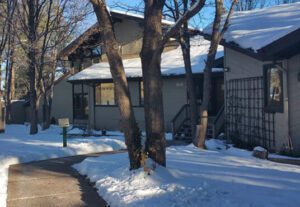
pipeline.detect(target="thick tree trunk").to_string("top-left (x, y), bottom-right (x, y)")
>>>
top-left (179, 23), bottom-right (198, 138)
top-left (141, 0), bottom-right (166, 167)
top-left (90, 0), bottom-right (141, 169)
top-left (27, 0), bottom-right (38, 134)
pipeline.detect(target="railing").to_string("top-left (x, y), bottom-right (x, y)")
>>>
top-left (212, 105), bottom-right (225, 138)
top-left (171, 104), bottom-right (190, 139)
top-left (171, 103), bottom-right (203, 139)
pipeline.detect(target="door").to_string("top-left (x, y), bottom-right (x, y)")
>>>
top-left (73, 84), bottom-right (89, 126)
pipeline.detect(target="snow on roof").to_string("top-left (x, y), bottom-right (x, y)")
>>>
top-left (110, 9), bottom-right (176, 26)
top-left (68, 36), bottom-right (223, 81)
top-left (203, 2), bottom-right (300, 52)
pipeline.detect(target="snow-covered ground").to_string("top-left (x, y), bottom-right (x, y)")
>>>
top-left (74, 139), bottom-right (300, 207)
top-left (0, 124), bottom-right (126, 207)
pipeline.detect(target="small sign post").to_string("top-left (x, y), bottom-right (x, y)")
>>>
top-left (58, 118), bottom-right (70, 147)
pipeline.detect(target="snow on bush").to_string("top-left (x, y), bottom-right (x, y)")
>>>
top-left (253, 146), bottom-right (267, 152)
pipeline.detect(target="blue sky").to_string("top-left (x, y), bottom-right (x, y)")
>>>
top-left (82, 0), bottom-right (216, 31)
top-left (100, 0), bottom-right (300, 30)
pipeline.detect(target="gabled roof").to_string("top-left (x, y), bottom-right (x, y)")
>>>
top-left (59, 10), bottom-right (177, 58)
top-left (203, 2), bottom-right (300, 61)
top-left (109, 9), bottom-right (175, 26)
top-left (68, 36), bottom-right (223, 82)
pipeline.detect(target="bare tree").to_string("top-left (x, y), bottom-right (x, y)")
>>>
top-left (38, 1), bottom-right (89, 130)
top-left (234, 0), bottom-right (261, 10)
top-left (89, 0), bottom-right (142, 170)
top-left (0, 0), bottom-right (16, 128)
top-left (0, 0), bottom-right (15, 70)
top-left (14, 0), bottom-right (89, 133)
top-left (194, 0), bottom-right (237, 148)
top-left (165, 0), bottom-right (198, 139)
top-left (5, 29), bottom-right (16, 124)
top-left (26, 0), bottom-right (39, 134)
top-left (141, 0), bottom-right (206, 166)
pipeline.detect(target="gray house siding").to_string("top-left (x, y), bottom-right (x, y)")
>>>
top-left (91, 77), bottom-right (187, 132)
top-left (288, 54), bottom-right (300, 153)
top-left (163, 78), bottom-right (187, 131)
top-left (51, 78), bottom-right (73, 123)
top-left (114, 19), bottom-right (143, 56)
top-left (224, 47), bottom-right (289, 151)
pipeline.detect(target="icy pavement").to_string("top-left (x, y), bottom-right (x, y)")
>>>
top-left (0, 124), bottom-right (126, 207)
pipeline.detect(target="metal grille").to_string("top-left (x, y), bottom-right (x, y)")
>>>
top-left (225, 77), bottom-right (275, 149)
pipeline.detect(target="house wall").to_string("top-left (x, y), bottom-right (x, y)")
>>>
top-left (287, 53), bottom-right (300, 154)
top-left (51, 78), bottom-right (73, 123)
top-left (92, 77), bottom-right (187, 132)
top-left (224, 47), bottom-right (289, 152)
top-left (114, 19), bottom-right (143, 47)
top-left (10, 100), bottom-right (27, 124)
top-left (114, 19), bottom-right (143, 56)
top-left (91, 81), bottom-right (144, 131)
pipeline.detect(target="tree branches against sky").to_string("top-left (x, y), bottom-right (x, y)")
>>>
top-left (79, 0), bottom-right (300, 35)
top-left (107, 0), bottom-right (216, 30)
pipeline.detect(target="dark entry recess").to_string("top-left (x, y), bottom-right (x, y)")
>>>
top-left (72, 84), bottom-right (89, 127)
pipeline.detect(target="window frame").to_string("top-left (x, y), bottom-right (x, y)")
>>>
top-left (94, 80), bottom-right (144, 107)
top-left (263, 63), bottom-right (284, 113)
top-left (94, 82), bottom-right (117, 107)
top-left (72, 83), bottom-right (89, 120)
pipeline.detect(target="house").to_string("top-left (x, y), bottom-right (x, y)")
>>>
top-left (52, 10), bottom-right (225, 139)
top-left (203, 3), bottom-right (300, 154)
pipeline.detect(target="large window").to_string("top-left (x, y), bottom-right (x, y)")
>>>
top-left (95, 83), bottom-right (116, 106)
top-left (264, 64), bottom-right (284, 113)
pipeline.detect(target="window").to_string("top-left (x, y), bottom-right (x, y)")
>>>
top-left (140, 81), bottom-right (144, 106)
top-left (73, 84), bottom-right (89, 119)
top-left (264, 64), bottom-right (284, 113)
top-left (95, 83), bottom-right (116, 105)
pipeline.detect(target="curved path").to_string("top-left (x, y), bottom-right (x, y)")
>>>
top-left (6, 150), bottom-right (126, 207)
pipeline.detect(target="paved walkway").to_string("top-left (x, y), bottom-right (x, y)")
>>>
top-left (7, 150), bottom-right (126, 207)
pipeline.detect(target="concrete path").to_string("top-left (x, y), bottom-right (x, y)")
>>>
top-left (7, 150), bottom-right (126, 207)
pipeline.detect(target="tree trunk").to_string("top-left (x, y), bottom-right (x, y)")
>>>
top-left (193, 58), bottom-right (213, 148)
top-left (42, 80), bottom-right (54, 131)
top-left (0, 60), bottom-right (4, 132)
top-left (179, 23), bottom-right (198, 138)
top-left (27, 0), bottom-right (38, 134)
top-left (90, 0), bottom-right (141, 170)
top-left (42, 95), bottom-right (51, 130)
top-left (11, 65), bottom-right (15, 100)
top-left (5, 36), bottom-right (15, 124)
top-left (141, 0), bottom-right (166, 167)
top-left (46, 94), bottom-right (53, 128)
top-left (194, 0), bottom-right (237, 148)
